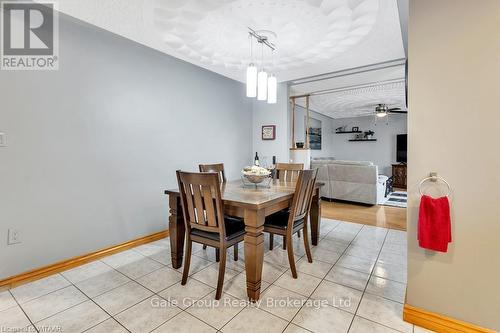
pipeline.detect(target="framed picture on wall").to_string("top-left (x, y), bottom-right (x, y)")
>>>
top-left (262, 125), bottom-right (276, 140)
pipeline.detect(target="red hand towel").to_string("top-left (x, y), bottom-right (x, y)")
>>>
top-left (418, 195), bottom-right (452, 252)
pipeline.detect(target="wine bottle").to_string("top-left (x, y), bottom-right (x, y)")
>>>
top-left (254, 152), bottom-right (260, 166)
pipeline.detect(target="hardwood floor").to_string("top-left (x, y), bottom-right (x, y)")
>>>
top-left (321, 200), bottom-right (407, 231)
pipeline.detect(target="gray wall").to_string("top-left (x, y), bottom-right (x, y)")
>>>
top-left (407, 0), bottom-right (500, 330)
top-left (294, 107), bottom-right (335, 159)
top-left (0, 16), bottom-right (252, 278)
top-left (331, 115), bottom-right (407, 175)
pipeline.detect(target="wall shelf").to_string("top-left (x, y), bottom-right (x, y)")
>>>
top-left (335, 131), bottom-right (362, 134)
top-left (348, 139), bottom-right (377, 142)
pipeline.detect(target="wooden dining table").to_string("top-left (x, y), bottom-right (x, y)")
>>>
top-left (164, 179), bottom-right (323, 301)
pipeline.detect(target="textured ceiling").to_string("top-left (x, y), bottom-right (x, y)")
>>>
top-left (45, 0), bottom-right (405, 82)
top-left (291, 63), bottom-right (406, 118)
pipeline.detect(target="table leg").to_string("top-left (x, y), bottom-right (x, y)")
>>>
top-left (168, 194), bottom-right (185, 269)
top-left (310, 187), bottom-right (322, 246)
top-left (243, 209), bottom-right (265, 301)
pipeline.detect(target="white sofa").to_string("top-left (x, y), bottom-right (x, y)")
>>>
top-left (311, 159), bottom-right (388, 205)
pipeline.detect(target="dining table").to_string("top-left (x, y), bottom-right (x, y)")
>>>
top-left (164, 179), bottom-right (323, 301)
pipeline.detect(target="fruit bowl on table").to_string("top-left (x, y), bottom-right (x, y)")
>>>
top-left (242, 166), bottom-right (271, 184)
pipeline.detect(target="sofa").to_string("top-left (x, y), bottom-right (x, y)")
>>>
top-left (311, 159), bottom-right (388, 205)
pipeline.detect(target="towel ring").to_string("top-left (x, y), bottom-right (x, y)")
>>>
top-left (419, 173), bottom-right (451, 197)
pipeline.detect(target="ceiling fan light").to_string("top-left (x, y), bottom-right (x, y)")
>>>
top-left (257, 70), bottom-right (268, 101)
top-left (267, 74), bottom-right (277, 104)
top-left (246, 63), bottom-right (257, 98)
top-left (376, 112), bottom-right (388, 118)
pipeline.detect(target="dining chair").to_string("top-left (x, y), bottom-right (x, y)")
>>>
top-left (275, 163), bottom-right (304, 182)
top-left (264, 169), bottom-right (318, 278)
top-left (272, 162), bottom-right (305, 249)
top-left (199, 163), bottom-right (227, 183)
top-left (199, 163), bottom-right (226, 252)
top-left (176, 170), bottom-right (245, 299)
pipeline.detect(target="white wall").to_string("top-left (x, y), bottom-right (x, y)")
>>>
top-left (407, 0), bottom-right (500, 330)
top-left (0, 15), bottom-right (252, 278)
top-left (251, 83), bottom-right (290, 165)
top-left (331, 115), bottom-right (407, 175)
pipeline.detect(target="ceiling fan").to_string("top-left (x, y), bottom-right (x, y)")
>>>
top-left (374, 104), bottom-right (407, 118)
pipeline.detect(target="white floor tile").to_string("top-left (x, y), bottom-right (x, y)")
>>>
top-left (0, 291), bottom-right (17, 312)
top-left (296, 257), bottom-right (333, 278)
top-left (223, 272), bottom-right (270, 300)
top-left (101, 250), bottom-right (145, 268)
top-left (344, 244), bottom-right (380, 261)
top-left (21, 285), bottom-right (88, 323)
top-left (93, 281), bottom-right (153, 315)
top-left (310, 280), bottom-right (362, 314)
top-left (310, 247), bottom-right (342, 264)
top-left (114, 296), bottom-right (181, 333)
top-left (0, 306), bottom-right (32, 332)
top-left (190, 263), bottom-right (239, 289)
top-left (222, 306), bottom-right (288, 333)
top-left (158, 280), bottom-right (214, 310)
top-left (115, 257), bottom-right (164, 280)
top-left (325, 266), bottom-right (370, 291)
top-left (152, 311), bottom-right (216, 333)
top-left (85, 318), bottom-right (128, 333)
top-left (186, 292), bottom-right (246, 330)
top-left (169, 255), bottom-right (213, 275)
top-left (349, 316), bottom-right (400, 333)
top-left (11, 274), bottom-right (71, 304)
top-left (357, 293), bottom-right (412, 333)
top-left (315, 238), bottom-right (349, 253)
top-left (75, 269), bottom-right (131, 298)
top-left (283, 323), bottom-right (311, 333)
top-left (274, 270), bottom-right (322, 297)
top-left (133, 243), bottom-right (168, 257)
top-left (292, 302), bottom-right (354, 333)
top-left (372, 262), bottom-right (407, 284)
top-left (257, 284), bottom-right (307, 321)
top-left (336, 254), bottom-right (376, 274)
top-left (365, 276), bottom-right (406, 303)
top-left (148, 250), bottom-right (171, 266)
top-left (136, 267), bottom-right (182, 293)
top-left (36, 300), bottom-right (108, 333)
top-left (262, 261), bottom-right (288, 284)
top-left (414, 325), bottom-right (437, 332)
top-left (61, 261), bottom-right (112, 284)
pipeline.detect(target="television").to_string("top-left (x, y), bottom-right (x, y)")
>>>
top-left (396, 134), bottom-right (407, 163)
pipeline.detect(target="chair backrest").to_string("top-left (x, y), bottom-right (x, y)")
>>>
top-left (199, 163), bottom-right (227, 183)
top-left (176, 171), bottom-right (226, 238)
top-left (276, 163), bottom-right (304, 182)
top-left (288, 169), bottom-right (318, 228)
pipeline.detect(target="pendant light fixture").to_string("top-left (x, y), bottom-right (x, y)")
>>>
top-left (246, 36), bottom-right (257, 98)
top-left (246, 28), bottom-right (277, 103)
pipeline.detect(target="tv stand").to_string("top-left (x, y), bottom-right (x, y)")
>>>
top-left (392, 164), bottom-right (407, 189)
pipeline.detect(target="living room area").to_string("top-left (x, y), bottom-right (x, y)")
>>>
top-left (288, 61), bottom-right (408, 230)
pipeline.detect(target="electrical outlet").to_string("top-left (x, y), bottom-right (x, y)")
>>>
top-left (8, 229), bottom-right (21, 245)
top-left (0, 133), bottom-right (6, 147)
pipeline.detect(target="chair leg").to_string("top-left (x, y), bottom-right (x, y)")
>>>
top-left (282, 236), bottom-right (286, 250)
top-left (297, 230), bottom-right (301, 238)
top-left (303, 224), bottom-right (313, 263)
top-left (286, 234), bottom-right (297, 278)
top-left (203, 244), bottom-right (207, 250)
top-left (233, 245), bottom-right (238, 261)
top-left (215, 249), bottom-right (220, 262)
top-left (181, 239), bottom-right (192, 285)
top-left (269, 234), bottom-right (274, 251)
top-left (215, 247), bottom-right (227, 300)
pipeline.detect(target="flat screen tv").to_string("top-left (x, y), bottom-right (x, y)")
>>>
top-left (397, 134), bottom-right (407, 163)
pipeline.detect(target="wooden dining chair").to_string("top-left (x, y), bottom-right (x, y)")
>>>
top-left (275, 163), bottom-right (304, 182)
top-left (199, 163), bottom-right (227, 183)
top-left (264, 169), bottom-right (318, 278)
top-left (271, 162), bottom-right (305, 249)
top-left (199, 163), bottom-right (227, 251)
top-left (176, 171), bottom-right (245, 299)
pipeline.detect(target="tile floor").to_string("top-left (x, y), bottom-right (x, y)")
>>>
top-left (0, 219), bottom-right (435, 333)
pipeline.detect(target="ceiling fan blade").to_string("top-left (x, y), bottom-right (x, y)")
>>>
top-left (388, 110), bottom-right (408, 114)
top-left (388, 108), bottom-right (401, 111)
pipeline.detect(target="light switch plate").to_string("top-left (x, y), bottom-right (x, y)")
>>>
top-left (0, 133), bottom-right (6, 147)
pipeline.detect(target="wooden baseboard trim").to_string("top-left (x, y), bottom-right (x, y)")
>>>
top-left (404, 303), bottom-right (495, 333)
top-left (0, 230), bottom-right (169, 290)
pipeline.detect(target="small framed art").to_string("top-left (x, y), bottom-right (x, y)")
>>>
top-left (262, 125), bottom-right (276, 140)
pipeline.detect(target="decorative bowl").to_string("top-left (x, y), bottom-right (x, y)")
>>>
top-left (242, 166), bottom-right (271, 184)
